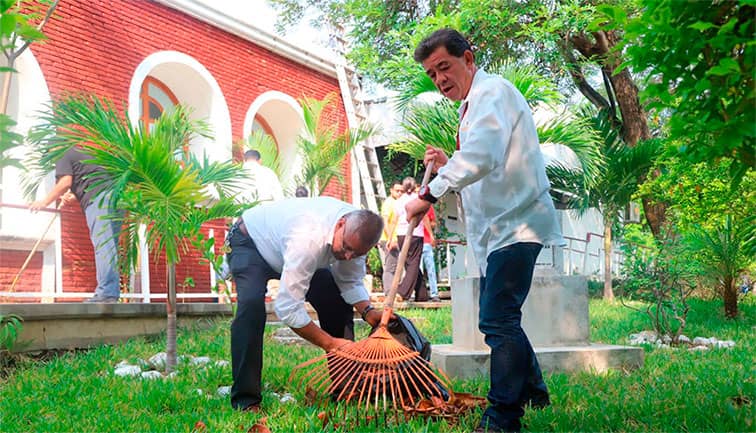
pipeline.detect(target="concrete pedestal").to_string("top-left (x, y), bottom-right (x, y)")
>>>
top-left (431, 269), bottom-right (643, 379)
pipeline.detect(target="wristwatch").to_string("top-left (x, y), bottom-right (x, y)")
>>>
top-left (417, 185), bottom-right (437, 204)
top-left (360, 305), bottom-right (375, 321)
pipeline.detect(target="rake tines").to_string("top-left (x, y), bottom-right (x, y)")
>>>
top-left (290, 320), bottom-right (452, 415)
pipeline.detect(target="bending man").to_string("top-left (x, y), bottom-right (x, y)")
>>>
top-left (226, 196), bottom-right (384, 412)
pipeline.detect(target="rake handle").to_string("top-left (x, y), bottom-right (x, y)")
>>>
top-left (380, 161), bottom-right (434, 326)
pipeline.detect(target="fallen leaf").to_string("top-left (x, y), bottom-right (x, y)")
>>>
top-left (317, 411), bottom-right (329, 428)
top-left (192, 420), bottom-right (207, 433)
top-left (247, 417), bottom-right (271, 433)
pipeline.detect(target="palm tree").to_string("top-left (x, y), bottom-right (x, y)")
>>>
top-left (548, 107), bottom-right (661, 299)
top-left (686, 215), bottom-right (755, 318)
top-left (27, 95), bottom-right (245, 372)
top-left (296, 93), bottom-right (376, 196)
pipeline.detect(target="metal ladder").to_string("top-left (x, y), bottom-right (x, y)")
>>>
top-left (335, 64), bottom-right (386, 213)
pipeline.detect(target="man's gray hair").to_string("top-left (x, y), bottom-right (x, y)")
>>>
top-left (344, 209), bottom-right (384, 247)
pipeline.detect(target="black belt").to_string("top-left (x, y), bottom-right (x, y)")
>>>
top-left (235, 219), bottom-right (249, 237)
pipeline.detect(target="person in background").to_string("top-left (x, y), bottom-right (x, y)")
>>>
top-left (388, 177), bottom-right (427, 302)
top-left (295, 185), bottom-right (309, 198)
top-left (421, 204), bottom-right (440, 302)
top-left (242, 149), bottom-right (284, 203)
top-left (379, 181), bottom-right (404, 293)
top-left (29, 146), bottom-right (123, 303)
top-left (405, 28), bottom-right (564, 433)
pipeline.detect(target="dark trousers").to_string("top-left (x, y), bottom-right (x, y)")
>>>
top-left (478, 242), bottom-right (548, 431)
top-left (396, 235), bottom-right (425, 300)
top-left (226, 228), bottom-right (354, 410)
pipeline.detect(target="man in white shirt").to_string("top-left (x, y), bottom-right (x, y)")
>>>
top-left (242, 149), bottom-right (284, 203)
top-left (225, 197), bottom-right (385, 412)
top-left (406, 28), bottom-right (564, 433)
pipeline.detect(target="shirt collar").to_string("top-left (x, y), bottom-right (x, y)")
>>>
top-left (459, 68), bottom-right (486, 115)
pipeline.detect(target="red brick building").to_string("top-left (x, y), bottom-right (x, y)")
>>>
top-left (0, 0), bottom-right (358, 302)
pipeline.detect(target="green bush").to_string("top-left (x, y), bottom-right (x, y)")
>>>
top-left (0, 313), bottom-right (22, 352)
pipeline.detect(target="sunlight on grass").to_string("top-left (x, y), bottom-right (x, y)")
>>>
top-left (1, 299), bottom-right (754, 431)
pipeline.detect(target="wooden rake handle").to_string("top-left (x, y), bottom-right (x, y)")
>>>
top-left (380, 161), bottom-right (435, 326)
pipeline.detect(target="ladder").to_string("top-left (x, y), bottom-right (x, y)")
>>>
top-left (335, 64), bottom-right (386, 213)
top-left (330, 24), bottom-right (386, 213)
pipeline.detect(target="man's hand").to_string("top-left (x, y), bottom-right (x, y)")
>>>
top-left (405, 198), bottom-right (432, 223)
top-left (28, 201), bottom-right (48, 212)
top-left (363, 308), bottom-right (383, 328)
top-left (424, 146), bottom-right (448, 172)
top-left (388, 239), bottom-right (398, 251)
top-left (325, 337), bottom-right (353, 352)
top-left (60, 191), bottom-right (76, 205)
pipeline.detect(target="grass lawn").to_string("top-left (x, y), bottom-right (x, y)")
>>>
top-left (0, 296), bottom-right (753, 432)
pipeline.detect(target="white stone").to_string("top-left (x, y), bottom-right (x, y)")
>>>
top-left (141, 370), bottom-right (163, 380)
top-left (662, 335), bottom-right (672, 344)
top-left (678, 335), bottom-right (691, 344)
top-left (689, 345), bottom-right (709, 352)
top-left (214, 360), bottom-right (230, 368)
top-left (114, 364), bottom-right (142, 377)
top-left (149, 352), bottom-right (167, 369)
top-left (190, 356), bottom-right (212, 366)
top-left (716, 340), bottom-right (735, 349)
top-left (279, 393), bottom-right (296, 403)
top-left (217, 386), bottom-right (231, 397)
top-left (194, 389), bottom-right (204, 396)
top-left (692, 337), bottom-right (710, 346)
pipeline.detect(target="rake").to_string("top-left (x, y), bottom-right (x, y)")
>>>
top-left (290, 162), bottom-right (453, 416)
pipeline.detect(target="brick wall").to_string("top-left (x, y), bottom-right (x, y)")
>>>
top-left (0, 250), bottom-right (43, 303)
top-left (5, 0), bottom-right (353, 298)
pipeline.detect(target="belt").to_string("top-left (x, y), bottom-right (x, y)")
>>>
top-left (236, 219), bottom-right (249, 237)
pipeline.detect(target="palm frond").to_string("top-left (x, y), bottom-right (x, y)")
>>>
top-left (490, 62), bottom-right (563, 109)
top-left (245, 129), bottom-right (282, 178)
top-left (395, 73), bottom-right (438, 112)
top-left (390, 100), bottom-right (458, 160)
top-left (538, 114), bottom-right (604, 187)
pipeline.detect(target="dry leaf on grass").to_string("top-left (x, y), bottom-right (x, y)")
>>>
top-left (247, 416), bottom-right (271, 433)
top-left (191, 420), bottom-right (207, 433)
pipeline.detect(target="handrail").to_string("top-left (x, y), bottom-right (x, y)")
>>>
top-left (0, 202), bottom-right (61, 213)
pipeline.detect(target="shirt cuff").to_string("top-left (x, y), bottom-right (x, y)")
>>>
top-left (428, 177), bottom-right (451, 199)
top-left (275, 302), bottom-right (312, 329)
top-left (340, 285), bottom-right (370, 306)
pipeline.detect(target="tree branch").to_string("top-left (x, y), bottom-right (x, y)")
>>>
top-left (558, 37), bottom-right (610, 111)
top-left (14, 0), bottom-right (59, 60)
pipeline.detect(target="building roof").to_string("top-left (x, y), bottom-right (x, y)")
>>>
top-left (154, 0), bottom-right (340, 77)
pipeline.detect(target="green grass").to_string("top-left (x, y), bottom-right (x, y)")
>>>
top-left (1, 297), bottom-right (754, 432)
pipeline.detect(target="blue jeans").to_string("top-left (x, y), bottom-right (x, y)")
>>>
top-left (84, 197), bottom-right (122, 299)
top-left (421, 243), bottom-right (438, 298)
top-left (478, 242), bottom-right (547, 431)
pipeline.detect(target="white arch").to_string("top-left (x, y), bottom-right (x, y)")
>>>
top-left (1, 49), bottom-right (60, 296)
top-left (127, 50), bottom-right (233, 162)
top-left (242, 91), bottom-right (305, 189)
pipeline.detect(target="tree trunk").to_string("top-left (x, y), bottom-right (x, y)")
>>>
top-left (568, 30), bottom-right (667, 238)
top-left (723, 278), bottom-right (738, 318)
top-left (1, 69), bottom-right (14, 115)
top-left (166, 263), bottom-right (177, 373)
top-left (603, 212), bottom-right (614, 300)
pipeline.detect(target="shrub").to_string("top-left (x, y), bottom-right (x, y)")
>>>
top-left (618, 236), bottom-right (695, 343)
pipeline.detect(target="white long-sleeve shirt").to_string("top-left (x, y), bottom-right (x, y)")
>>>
top-left (241, 161), bottom-right (284, 203)
top-left (240, 197), bottom-right (370, 328)
top-left (427, 69), bottom-right (564, 274)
